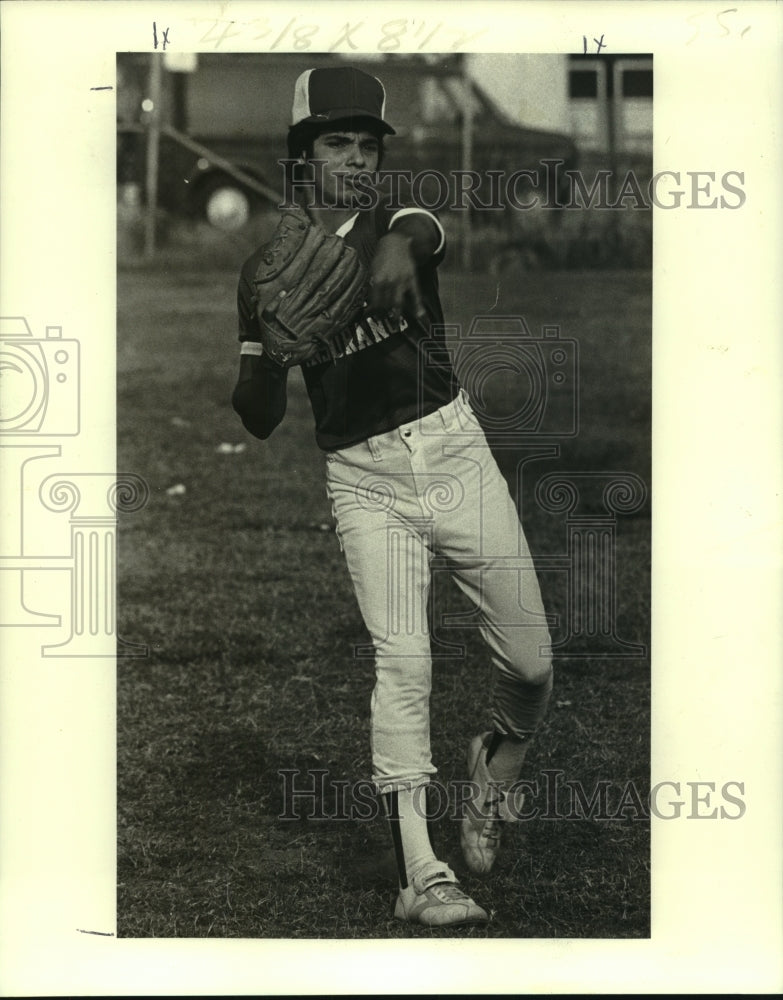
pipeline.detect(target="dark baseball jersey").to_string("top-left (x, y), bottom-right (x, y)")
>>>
top-left (236, 201), bottom-right (458, 451)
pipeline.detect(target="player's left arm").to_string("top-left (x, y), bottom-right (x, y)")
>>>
top-left (369, 210), bottom-right (444, 321)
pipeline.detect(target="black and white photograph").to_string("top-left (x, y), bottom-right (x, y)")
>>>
top-left (0, 1), bottom-right (781, 994)
top-left (116, 49), bottom-right (653, 939)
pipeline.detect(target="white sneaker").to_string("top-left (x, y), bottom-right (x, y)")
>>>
top-left (460, 733), bottom-right (524, 876)
top-left (393, 860), bottom-right (489, 926)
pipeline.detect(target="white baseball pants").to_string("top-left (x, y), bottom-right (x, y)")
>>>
top-left (325, 391), bottom-right (553, 793)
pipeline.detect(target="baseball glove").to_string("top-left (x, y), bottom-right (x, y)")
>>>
top-left (252, 207), bottom-right (368, 366)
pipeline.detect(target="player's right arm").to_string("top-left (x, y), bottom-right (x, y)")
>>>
top-left (232, 262), bottom-right (289, 439)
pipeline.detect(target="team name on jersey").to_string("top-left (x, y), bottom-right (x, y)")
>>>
top-left (302, 310), bottom-right (409, 368)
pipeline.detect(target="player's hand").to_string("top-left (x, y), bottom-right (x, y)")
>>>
top-left (369, 231), bottom-right (426, 323)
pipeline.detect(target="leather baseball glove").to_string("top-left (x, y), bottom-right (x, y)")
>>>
top-left (252, 207), bottom-right (368, 366)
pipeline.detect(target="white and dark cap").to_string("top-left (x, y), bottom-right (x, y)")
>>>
top-left (291, 66), bottom-right (396, 135)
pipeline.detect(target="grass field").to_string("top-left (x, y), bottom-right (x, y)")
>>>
top-left (117, 232), bottom-right (651, 939)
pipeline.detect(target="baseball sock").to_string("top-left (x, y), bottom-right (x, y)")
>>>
top-left (486, 670), bottom-right (554, 784)
top-left (484, 732), bottom-right (531, 785)
top-left (382, 787), bottom-right (437, 888)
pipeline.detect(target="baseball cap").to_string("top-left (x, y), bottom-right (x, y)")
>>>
top-left (291, 66), bottom-right (396, 135)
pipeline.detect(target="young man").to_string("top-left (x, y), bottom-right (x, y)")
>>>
top-left (233, 65), bottom-right (553, 928)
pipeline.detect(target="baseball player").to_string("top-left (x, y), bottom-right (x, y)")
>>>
top-left (233, 65), bottom-right (553, 928)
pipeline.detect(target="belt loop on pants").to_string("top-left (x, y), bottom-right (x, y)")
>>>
top-left (438, 391), bottom-right (463, 432)
top-left (366, 434), bottom-right (383, 462)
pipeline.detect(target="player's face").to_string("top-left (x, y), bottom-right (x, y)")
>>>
top-left (311, 130), bottom-right (380, 207)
